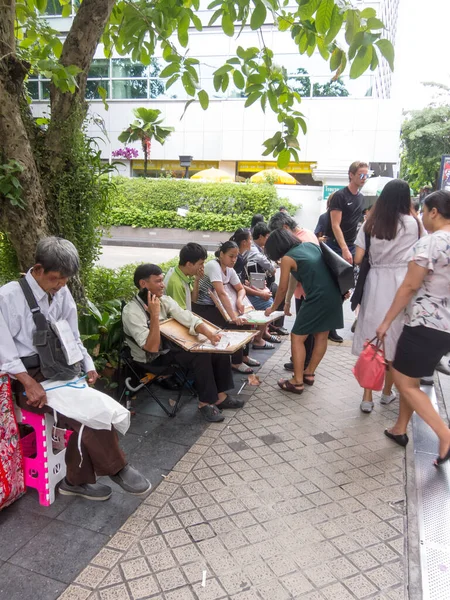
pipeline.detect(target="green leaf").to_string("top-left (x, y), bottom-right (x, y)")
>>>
top-left (330, 47), bottom-right (343, 72)
top-left (299, 0), bottom-right (320, 20)
top-left (35, 117), bottom-right (50, 126)
top-left (360, 7), bottom-right (376, 19)
top-left (62, 3), bottom-right (71, 17)
top-left (250, 2), bottom-right (267, 30)
top-left (35, 0), bottom-right (47, 12)
top-left (182, 71), bottom-right (196, 96)
top-left (370, 48), bottom-right (379, 71)
top-left (267, 89), bottom-right (278, 112)
top-left (233, 69), bottom-right (245, 89)
top-left (349, 45), bottom-right (372, 79)
top-left (214, 64), bottom-right (233, 76)
top-left (317, 37), bottom-right (329, 60)
top-left (159, 63), bottom-right (180, 78)
top-left (367, 17), bottom-right (385, 30)
top-left (286, 135), bottom-right (300, 149)
top-left (180, 99), bottom-right (196, 120)
top-left (51, 38), bottom-right (63, 59)
top-left (315, 0), bottom-right (333, 35)
top-left (222, 13), bottom-right (235, 36)
top-left (277, 148), bottom-right (290, 169)
top-left (191, 13), bottom-right (203, 31)
top-left (178, 13), bottom-right (190, 47)
top-left (278, 15), bottom-right (292, 32)
top-left (221, 73), bottom-right (229, 92)
top-left (165, 73), bottom-right (179, 89)
top-left (325, 5), bottom-right (344, 44)
top-left (345, 9), bottom-right (359, 45)
top-left (375, 39), bottom-right (395, 71)
top-left (213, 74), bottom-right (222, 91)
top-left (245, 91), bottom-right (261, 107)
top-left (198, 89), bottom-right (209, 109)
top-left (98, 86), bottom-right (109, 111)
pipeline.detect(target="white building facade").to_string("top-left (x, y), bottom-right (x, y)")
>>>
top-left (30, 0), bottom-right (402, 229)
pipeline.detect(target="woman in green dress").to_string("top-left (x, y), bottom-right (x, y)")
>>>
top-left (265, 229), bottom-right (343, 394)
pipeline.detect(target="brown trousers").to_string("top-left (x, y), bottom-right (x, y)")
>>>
top-left (14, 369), bottom-right (126, 486)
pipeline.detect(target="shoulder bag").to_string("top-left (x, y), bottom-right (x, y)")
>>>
top-left (319, 242), bottom-right (355, 295)
top-left (350, 233), bottom-right (371, 311)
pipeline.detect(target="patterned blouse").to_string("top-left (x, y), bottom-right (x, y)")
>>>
top-left (405, 230), bottom-right (450, 332)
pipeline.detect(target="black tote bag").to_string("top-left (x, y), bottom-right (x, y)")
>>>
top-left (351, 233), bottom-right (371, 311)
top-left (319, 242), bottom-right (355, 295)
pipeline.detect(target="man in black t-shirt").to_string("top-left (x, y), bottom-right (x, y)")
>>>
top-left (326, 161), bottom-right (369, 264)
top-left (325, 161), bottom-right (369, 343)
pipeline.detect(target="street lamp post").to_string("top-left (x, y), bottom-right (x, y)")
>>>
top-left (179, 155), bottom-right (193, 179)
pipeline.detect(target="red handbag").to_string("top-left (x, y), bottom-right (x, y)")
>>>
top-left (352, 337), bottom-right (387, 391)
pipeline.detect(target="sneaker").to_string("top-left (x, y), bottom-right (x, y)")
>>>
top-left (360, 401), bottom-right (374, 413)
top-left (436, 359), bottom-right (450, 376)
top-left (199, 404), bottom-right (225, 422)
top-left (328, 330), bottom-right (343, 343)
top-left (284, 361), bottom-right (294, 372)
top-left (59, 478), bottom-right (112, 501)
top-left (380, 392), bottom-right (397, 405)
top-left (420, 376), bottom-right (434, 386)
top-left (218, 395), bottom-right (245, 409)
top-left (110, 465), bottom-right (151, 495)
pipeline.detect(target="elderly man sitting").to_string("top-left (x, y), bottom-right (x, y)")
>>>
top-left (0, 237), bottom-right (150, 501)
top-left (122, 264), bottom-right (244, 422)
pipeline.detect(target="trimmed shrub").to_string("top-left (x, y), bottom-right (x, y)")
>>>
top-left (105, 177), bottom-right (294, 231)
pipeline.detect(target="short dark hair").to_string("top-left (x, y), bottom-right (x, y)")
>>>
top-left (250, 214), bottom-right (265, 229)
top-left (252, 222), bottom-right (270, 240)
top-left (268, 211), bottom-right (297, 232)
top-left (279, 206), bottom-right (287, 211)
top-left (348, 161), bottom-right (369, 177)
top-left (265, 229), bottom-right (301, 262)
top-left (179, 243), bottom-right (207, 266)
top-left (214, 240), bottom-right (238, 258)
top-left (230, 228), bottom-right (251, 246)
top-left (424, 190), bottom-right (450, 219)
top-left (133, 264), bottom-right (163, 288)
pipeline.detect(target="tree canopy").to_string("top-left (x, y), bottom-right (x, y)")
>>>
top-left (400, 84), bottom-right (450, 192)
top-left (0, 0), bottom-right (394, 291)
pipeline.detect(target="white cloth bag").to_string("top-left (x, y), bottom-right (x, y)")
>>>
top-left (43, 377), bottom-right (130, 435)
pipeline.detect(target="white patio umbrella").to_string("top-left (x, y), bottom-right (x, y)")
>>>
top-left (360, 176), bottom-right (393, 197)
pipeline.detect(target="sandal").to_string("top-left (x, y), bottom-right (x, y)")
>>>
top-left (277, 379), bottom-right (304, 394)
top-left (263, 334), bottom-right (282, 343)
top-left (270, 325), bottom-right (289, 336)
top-left (303, 373), bottom-right (315, 386)
top-left (252, 341), bottom-right (275, 350)
top-left (435, 444), bottom-right (450, 467)
top-left (243, 357), bottom-right (261, 367)
top-left (199, 405), bottom-right (225, 422)
top-left (232, 363), bottom-right (254, 374)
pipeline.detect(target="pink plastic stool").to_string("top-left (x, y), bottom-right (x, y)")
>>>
top-left (17, 408), bottom-right (71, 506)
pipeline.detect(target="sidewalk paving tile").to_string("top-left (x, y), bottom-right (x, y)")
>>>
top-left (57, 344), bottom-right (408, 600)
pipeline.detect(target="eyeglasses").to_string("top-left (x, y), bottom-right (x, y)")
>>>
top-left (359, 173), bottom-right (369, 180)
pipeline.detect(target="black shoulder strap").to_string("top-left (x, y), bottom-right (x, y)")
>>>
top-left (18, 277), bottom-right (49, 331)
top-left (18, 277), bottom-right (40, 313)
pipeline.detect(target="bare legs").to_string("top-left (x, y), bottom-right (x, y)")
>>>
top-left (290, 331), bottom-right (329, 385)
top-left (362, 362), bottom-right (395, 404)
top-left (388, 368), bottom-right (450, 460)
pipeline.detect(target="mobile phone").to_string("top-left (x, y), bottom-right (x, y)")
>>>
top-left (138, 287), bottom-right (149, 304)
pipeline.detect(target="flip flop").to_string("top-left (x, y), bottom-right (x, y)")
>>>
top-left (303, 373), bottom-right (315, 386)
top-left (232, 363), bottom-right (254, 374)
top-left (278, 379), bottom-right (304, 394)
top-left (263, 334), bottom-right (282, 343)
top-left (252, 341), bottom-right (275, 350)
top-left (270, 325), bottom-right (289, 336)
top-left (243, 357), bottom-right (261, 367)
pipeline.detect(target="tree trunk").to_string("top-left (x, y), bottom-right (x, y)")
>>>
top-left (143, 141), bottom-right (149, 177)
top-left (45, 0), bottom-right (116, 172)
top-left (0, 0), bottom-right (49, 270)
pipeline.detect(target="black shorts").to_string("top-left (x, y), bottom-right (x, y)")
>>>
top-left (393, 325), bottom-right (450, 378)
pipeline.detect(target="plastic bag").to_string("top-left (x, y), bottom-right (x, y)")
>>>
top-left (352, 337), bottom-right (387, 391)
top-left (43, 376), bottom-right (130, 435)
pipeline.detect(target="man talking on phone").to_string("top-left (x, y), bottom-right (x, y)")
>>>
top-left (122, 264), bottom-right (243, 422)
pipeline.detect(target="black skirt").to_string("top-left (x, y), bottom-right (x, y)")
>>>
top-left (393, 325), bottom-right (450, 378)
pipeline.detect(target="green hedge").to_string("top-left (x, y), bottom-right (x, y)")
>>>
top-left (105, 177), bottom-right (294, 231)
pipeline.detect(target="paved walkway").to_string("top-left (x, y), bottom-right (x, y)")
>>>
top-left (60, 341), bottom-right (407, 600)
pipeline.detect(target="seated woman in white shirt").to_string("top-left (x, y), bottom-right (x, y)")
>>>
top-left (192, 241), bottom-right (262, 374)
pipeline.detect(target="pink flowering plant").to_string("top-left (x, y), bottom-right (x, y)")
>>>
top-left (111, 147), bottom-right (139, 160)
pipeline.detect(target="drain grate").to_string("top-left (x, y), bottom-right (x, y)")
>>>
top-left (413, 386), bottom-right (450, 599)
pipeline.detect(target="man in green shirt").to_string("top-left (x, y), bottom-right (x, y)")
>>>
top-left (164, 243), bottom-right (207, 310)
